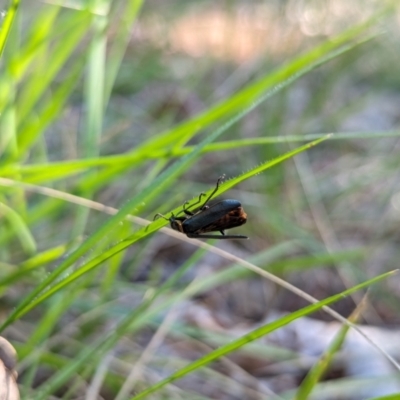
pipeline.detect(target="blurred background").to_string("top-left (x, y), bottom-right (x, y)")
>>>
top-left (1, 0), bottom-right (400, 399)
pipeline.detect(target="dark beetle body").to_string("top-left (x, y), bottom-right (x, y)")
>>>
top-left (170, 199), bottom-right (247, 238)
top-left (154, 175), bottom-right (248, 239)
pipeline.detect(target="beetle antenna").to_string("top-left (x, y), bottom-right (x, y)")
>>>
top-left (153, 213), bottom-right (170, 221)
top-left (201, 174), bottom-right (225, 207)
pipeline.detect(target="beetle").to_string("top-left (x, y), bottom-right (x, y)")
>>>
top-left (154, 176), bottom-right (248, 239)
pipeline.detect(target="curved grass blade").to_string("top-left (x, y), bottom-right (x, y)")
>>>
top-left (0, 201), bottom-right (36, 254)
top-left (80, 22), bottom-right (380, 190)
top-left (0, 18), bottom-right (380, 331)
top-left (2, 135), bottom-right (330, 324)
top-left (130, 272), bottom-right (395, 400)
top-left (294, 296), bottom-right (367, 400)
top-left (31, 271), bottom-right (396, 400)
top-left (0, 0), bottom-right (20, 57)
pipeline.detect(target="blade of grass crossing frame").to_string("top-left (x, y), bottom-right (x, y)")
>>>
top-left (80, 33), bottom-right (374, 194)
top-left (0, 28), bottom-right (379, 181)
top-left (0, 23), bottom-right (379, 329)
top-left (31, 271), bottom-right (396, 400)
top-left (0, 0), bottom-right (20, 57)
top-left (294, 296), bottom-right (368, 400)
top-left (9, 6), bottom-right (61, 81)
top-left (104, 0), bottom-right (144, 105)
top-left (3, 135), bottom-right (331, 321)
top-left (82, 24), bottom-right (379, 191)
top-left (0, 201), bottom-right (36, 255)
top-left (0, 6), bottom-right (60, 122)
top-left (71, 1), bottom-right (109, 239)
top-left (3, 130), bottom-right (400, 184)
top-left (0, 244), bottom-right (67, 289)
top-left (127, 272), bottom-right (394, 399)
top-left (137, 20), bottom-right (381, 152)
top-left (17, 57), bottom-right (85, 156)
top-left (84, 1), bottom-right (108, 159)
top-left (187, 134), bottom-right (333, 203)
top-left (16, 11), bottom-right (92, 141)
top-left (0, 82), bottom-right (285, 330)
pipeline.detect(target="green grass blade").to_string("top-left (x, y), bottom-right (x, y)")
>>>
top-left (31, 271), bottom-right (396, 400)
top-left (0, 0), bottom-right (20, 56)
top-left (1, 135), bottom-right (330, 322)
top-left (0, 81), bottom-right (280, 330)
top-left (294, 299), bottom-right (366, 400)
top-left (82, 21), bottom-right (378, 191)
top-left (0, 201), bottom-right (36, 254)
top-left (3, 129), bottom-right (400, 184)
top-left (139, 23), bottom-right (378, 152)
top-left (369, 395), bottom-right (400, 400)
top-left (17, 57), bottom-right (85, 156)
top-left (0, 244), bottom-right (67, 289)
top-left (104, 0), bottom-right (144, 105)
top-left (131, 271), bottom-right (396, 400)
top-left (16, 11), bottom-right (92, 139)
top-left (9, 5), bottom-right (60, 81)
top-left (83, 4), bottom-right (108, 158)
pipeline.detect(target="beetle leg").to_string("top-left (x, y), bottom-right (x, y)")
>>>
top-left (187, 233), bottom-right (248, 240)
top-left (182, 207), bottom-right (194, 216)
top-left (180, 174), bottom-right (226, 216)
top-left (181, 192), bottom-right (206, 215)
top-left (199, 174), bottom-right (225, 209)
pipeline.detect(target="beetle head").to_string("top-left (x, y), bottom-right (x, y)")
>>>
top-left (169, 214), bottom-right (185, 233)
